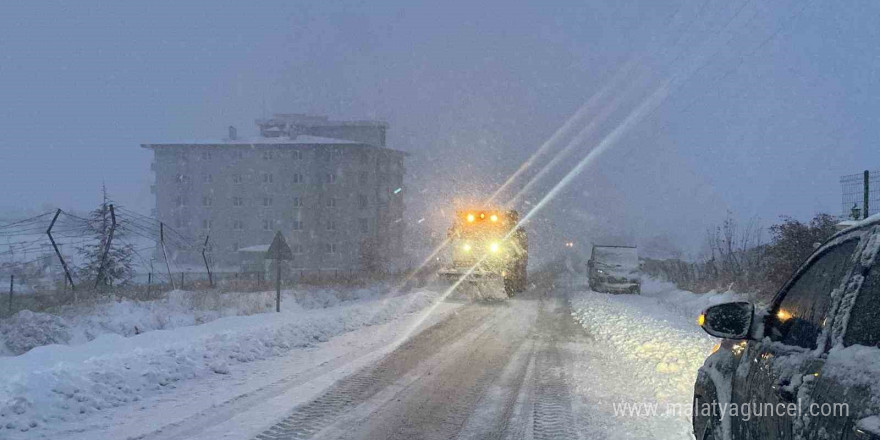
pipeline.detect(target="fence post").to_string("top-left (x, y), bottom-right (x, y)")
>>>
top-left (160, 223), bottom-right (176, 290)
top-left (8, 275), bottom-right (12, 315)
top-left (47, 209), bottom-right (76, 296)
top-left (202, 235), bottom-right (213, 287)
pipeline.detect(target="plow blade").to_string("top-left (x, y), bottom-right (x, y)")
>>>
top-left (438, 269), bottom-right (508, 301)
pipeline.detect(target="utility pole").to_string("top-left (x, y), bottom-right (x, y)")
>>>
top-left (95, 204), bottom-right (117, 289)
top-left (47, 209), bottom-right (76, 296)
top-left (8, 275), bottom-right (12, 315)
top-left (865, 170), bottom-right (871, 220)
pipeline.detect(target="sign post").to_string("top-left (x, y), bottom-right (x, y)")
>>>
top-left (266, 231), bottom-right (293, 312)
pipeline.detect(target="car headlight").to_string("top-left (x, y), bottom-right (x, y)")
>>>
top-left (462, 243), bottom-right (472, 252)
top-left (489, 242), bottom-right (501, 253)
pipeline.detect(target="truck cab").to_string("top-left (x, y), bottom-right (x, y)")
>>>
top-left (443, 209), bottom-right (528, 296)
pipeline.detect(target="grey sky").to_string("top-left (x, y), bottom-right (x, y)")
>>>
top-left (2, 0), bottom-right (879, 259)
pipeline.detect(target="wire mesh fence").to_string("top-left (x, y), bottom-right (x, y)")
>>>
top-left (0, 208), bottom-right (416, 318)
top-left (840, 170), bottom-right (880, 219)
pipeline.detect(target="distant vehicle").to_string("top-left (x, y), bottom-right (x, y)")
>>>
top-left (694, 216), bottom-right (880, 440)
top-left (587, 245), bottom-right (641, 294)
top-left (439, 208), bottom-right (528, 297)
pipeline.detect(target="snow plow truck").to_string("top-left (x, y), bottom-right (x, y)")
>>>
top-left (440, 209), bottom-right (528, 298)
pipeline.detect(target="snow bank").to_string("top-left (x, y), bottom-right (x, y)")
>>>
top-left (571, 278), bottom-right (745, 435)
top-left (0, 289), bottom-right (439, 434)
top-left (0, 284), bottom-right (404, 356)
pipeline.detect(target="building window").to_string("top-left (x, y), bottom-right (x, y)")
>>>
top-left (292, 243), bottom-right (304, 254)
top-left (263, 173), bottom-right (273, 184)
top-left (292, 150), bottom-right (303, 160)
top-left (176, 195), bottom-right (186, 207)
top-left (235, 150), bottom-right (245, 160)
top-left (262, 219), bottom-right (272, 231)
top-left (262, 197), bottom-right (273, 207)
top-left (292, 220), bottom-right (303, 231)
top-left (325, 173), bottom-right (336, 184)
top-left (202, 196), bottom-right (212, 207)
top-left (359, 171), bottom-right (369, 185)
top-left (325, 197), bottom-right (337, 208)
top-left (233, 196), bottom-right (243, 207)
top-left (292, 196), bottom-right (303, 207)
top-left (200, 151), bottom-right (211, 160)
top-left (292, 173), bottom-right (303, 184)
top-left (233, 220), bottom-right (244, 231)
top-left (326, 220), bottom-right (337, 231)
top-left (359, 218), bottom-right (368, 234)
top-left (332, 149), bottom-right (343, 160)
top-left (324, 243), bottom-right (337, 254)
top-left (358, 194), bottom-right (368, 209)
top-left (262, 150), bottom-right (273, 160)
top-left (232, 174), bottom-right (242, 184)
top-left (202, 219), bottom-right (212, 229)
top-left (359, 151), bottom-right (369, 165)
top-left (203, 174), bottom-right (213, 184)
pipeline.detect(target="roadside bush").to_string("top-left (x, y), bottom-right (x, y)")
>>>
top-left (642, 213), bottom-right (839, 298)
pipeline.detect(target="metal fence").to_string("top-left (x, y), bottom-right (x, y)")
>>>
top-left (1, 267), bottom-right (418, 318)
top-left (840, 170), bottom-right (880, 219)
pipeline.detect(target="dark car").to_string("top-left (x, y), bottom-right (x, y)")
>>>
top-left (694, 217), bottom-right (880, 440)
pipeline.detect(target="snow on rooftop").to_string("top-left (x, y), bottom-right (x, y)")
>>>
top-left (144, 135), bottom-right (357, 146)
top-left (836, 213), bottom-right (880, 231)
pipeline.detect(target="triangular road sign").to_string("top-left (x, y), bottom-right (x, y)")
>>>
top-left (266, 231), bottom-right (293, 260)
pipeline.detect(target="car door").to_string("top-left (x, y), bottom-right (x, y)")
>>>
top-left (809, 227), bottom-right (880, 439)
top-left (731, 236), bottom-right (862, 439)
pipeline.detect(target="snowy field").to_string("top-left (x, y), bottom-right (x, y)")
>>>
top-left (0, 284), bottom-right (449, 438)
top-left (569, 278), bottom-right (743, 439)
top-left (0, 285), bottom-right (409, 356)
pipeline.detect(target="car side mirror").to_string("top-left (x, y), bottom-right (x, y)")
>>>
top-left (699, 302), bottom-right (754, 339)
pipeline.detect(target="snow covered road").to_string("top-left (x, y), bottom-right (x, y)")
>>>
top-left (2, 276), bottom-right (739, 439)
top-left (243, 278), bottom-right (732, 440)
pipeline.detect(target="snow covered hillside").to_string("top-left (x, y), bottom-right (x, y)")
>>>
top-left (570, 278), bottom-right (744, 439)
top-left (0, 286), bottom-right (443, 436)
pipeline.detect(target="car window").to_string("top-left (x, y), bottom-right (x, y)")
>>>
top-left (844, 257), bottom-right (880, 347)
top-left (770, 239), bottom-right (860, 349)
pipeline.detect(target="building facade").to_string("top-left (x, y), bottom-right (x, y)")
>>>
top-left (142, 115), bottom-right (406, 272)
